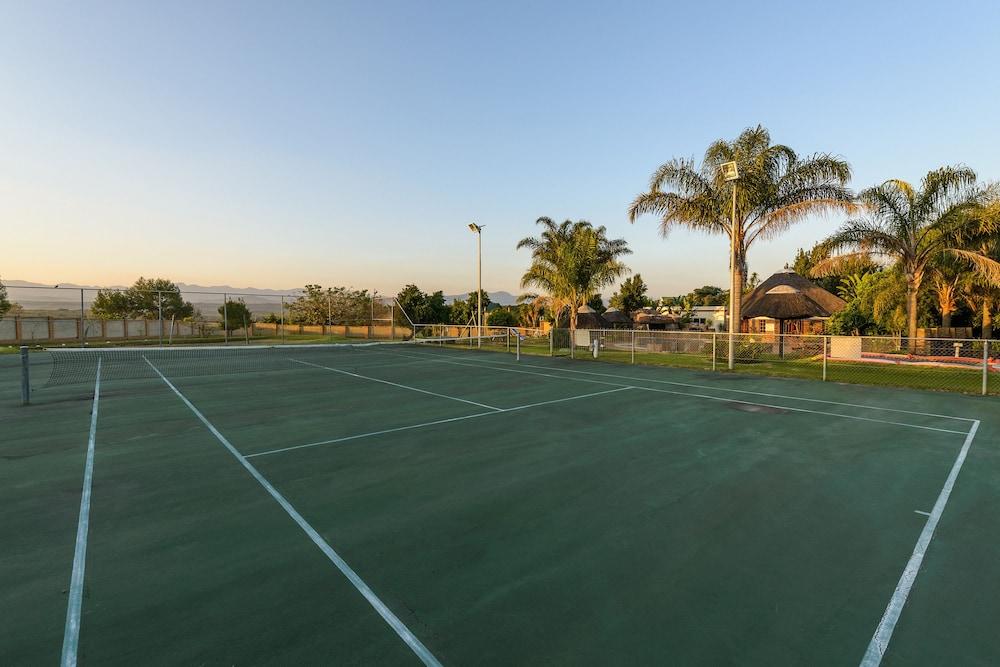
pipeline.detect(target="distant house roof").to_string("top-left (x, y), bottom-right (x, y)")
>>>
top-left (602, 307), bottom-right (631, 324)
top-left (741, 270), bottom-right (846, 320)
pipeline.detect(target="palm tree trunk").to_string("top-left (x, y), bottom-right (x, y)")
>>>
top-left (906, 280), bottom-right (919, 348)
top-left (942, 311), bottom-right (952, 328)
top-left (984, 298), bottom-right (994, 340)
top-left (731, 264), bottom-right (745, 334)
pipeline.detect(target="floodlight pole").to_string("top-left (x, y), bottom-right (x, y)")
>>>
top-left (469, 223), bottom-right (484, 348)
top-left (723, 161), bottom-right (740, 370)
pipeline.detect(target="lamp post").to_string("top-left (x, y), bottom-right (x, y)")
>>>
top-left (721, 161), bottom-right (740, 370)
top-left (468, 223), bottom-right (484, 347)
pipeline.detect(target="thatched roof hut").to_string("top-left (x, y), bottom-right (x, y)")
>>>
top-left (742, 270), bottom-right (845, 321)
top-left (741, 270), bottom-right (845, 339)
top-left (575, 304), bottom-right (609, 330)
top-left (602, 307), bottom-right (631, 328)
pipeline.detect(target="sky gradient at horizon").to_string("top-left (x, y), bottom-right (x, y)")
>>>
top-left (3, 1), bottom-right (999, 298)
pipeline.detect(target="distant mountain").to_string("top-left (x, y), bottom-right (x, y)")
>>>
top-left (4, 279), bottom-right (520, 314)
top-left (444, 291), bottom-right (518, 306)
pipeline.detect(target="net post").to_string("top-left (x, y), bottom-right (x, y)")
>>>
top-left (983, 338), bottom-right (990, 396)
top-left (223, 293), bottom-right (229, 345)
top-left (631, 329), bottom-right (635, 364)
top-left (20, 346), bottom-right (30, 406)
top-left (280, 296), bottom-right (285, 344)
top-left (516, 330), bottom-right (521, 361)
top-left (823, 335), bottom-right (829, 382)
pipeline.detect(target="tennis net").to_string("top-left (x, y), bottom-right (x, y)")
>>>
top-left (33, 335), bottom-right (510, 388)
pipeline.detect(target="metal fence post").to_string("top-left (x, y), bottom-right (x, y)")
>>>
top-left (631, 329), bottom-right (636, 364)
top-left (823, 335), bottom-right (829, 382)
top-left (158, 291), bottom-right (164, 346)
top-left (712, 332), bottom-right (717, 371)
top-left (20, 346), bottom-right (30, 406)
top-left (983, 339), bottom-right (990, 396)
top-left (80, 288), bottom-right (86, 346)
top-left (516, 331), bottom-right (521, 361)
top-left (549, 328), bottom-right (554, 356)
top-left (280, 296), bottom-right (285, 343)
top-left (223, 293), bottom-right (228, 345)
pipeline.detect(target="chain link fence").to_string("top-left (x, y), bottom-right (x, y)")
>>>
top-left (1, 285), bottom-right (410, 348)
top-left (524, 327), bottom-right (996, 396)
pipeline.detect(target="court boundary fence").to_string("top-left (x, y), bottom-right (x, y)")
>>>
top-left (413, 325), bottom-right (998, 397)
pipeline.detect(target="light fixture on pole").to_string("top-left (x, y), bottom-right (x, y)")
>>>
top-left (468, 223), bottom-right (484, 347)
top-left (721, 161), bottom-right (740, 370)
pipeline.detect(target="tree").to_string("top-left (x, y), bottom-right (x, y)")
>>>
top-left (288, 285), bottom-right (373, 325)
top-left (517, 217), bottom-right (630, 332)
top-left (828, 270), bottom-right (907, 335)
top-left (629, 124), bottom-right (854, 335)
top-left (928, 255), bottom-right (964, 328)
top-left (516, 293), bottom-right (550, 327)
top-left (609, 274), bottom-right (652, 315)
top-left (91, 277), bottom-right (193, 320)
top-left (0, 277), bottom-right (11, 318)
top-left (218, 298), bottom-right (252, 333)
top-left (586, 294), bottom-right (605, 313)
top-left (818, 167), bottom-right (1000, 342)
top-left (395, 285), bottom-right (450, 325)
top-left (487, 308), bottom-right (519, 327)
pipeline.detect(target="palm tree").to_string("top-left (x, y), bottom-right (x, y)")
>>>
top-left (628, 125), bottom-right (854, 335)
top-left (928, 255), bottom-right (964, 328)
top-left (516, 292), bottom-right (550, 328)
top-left (517, 217), bottom-right (630, 333)
top-left (817, 167), bottom-right (999, 342)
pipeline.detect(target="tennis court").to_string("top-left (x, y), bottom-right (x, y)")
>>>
top-left (2, 340), bottom-right (999, 665)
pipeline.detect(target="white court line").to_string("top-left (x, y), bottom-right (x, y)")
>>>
top-left (380, 349), bottom-right (968, 435)
top-left (913, 510), bottom-right (931, 517)
top-left (141, 356), bottom-right (442, 667)
top-left (247, 386), bottom-right (633, 459)
top-left (860, 420), bottom-right (981, 666)
top-left (60, 358), bottom-right (102, 667)
top-left (291, 358), bottom-right (503, 412)
top-left (406, 348), bottom-right (976, 423)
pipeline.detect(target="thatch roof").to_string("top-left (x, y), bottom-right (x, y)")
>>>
top-left (741, 270), bottom-right (846, 320)
top-left (602, 307), bottom-right (631, 324)
top-left (575, 304), bottom-right (609, 329)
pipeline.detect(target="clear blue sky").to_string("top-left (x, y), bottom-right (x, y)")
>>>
top-left (2, 1), bottom-right (998, 298)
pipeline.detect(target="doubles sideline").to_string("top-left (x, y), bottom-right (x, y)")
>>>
top-left (60, 358), bottom-right (101, 667)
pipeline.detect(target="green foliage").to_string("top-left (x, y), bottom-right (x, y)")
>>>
top-left (91, 277), bottom-right (194, 320)
top-left (395, 285), bottom-right (450, 325)
top-left (218, 298), bottom-right (252, 332)
top-left (486, 308), bottom-right (518, 327)
top-left (586, 294), bottom-right (605, 313)
top-left (609, 274), bottom-right (652, 315)
top-left (288, 285), bottom-right (372, 325)
top-left (0, 277), bottom-right (11, 318)
top-left (518, 217), bottom-right (631, 329)
top-left (828, 271), bottom-right (907, 335)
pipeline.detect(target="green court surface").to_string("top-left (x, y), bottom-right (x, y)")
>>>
top-left (2, 343), bottom-right (999, 665)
